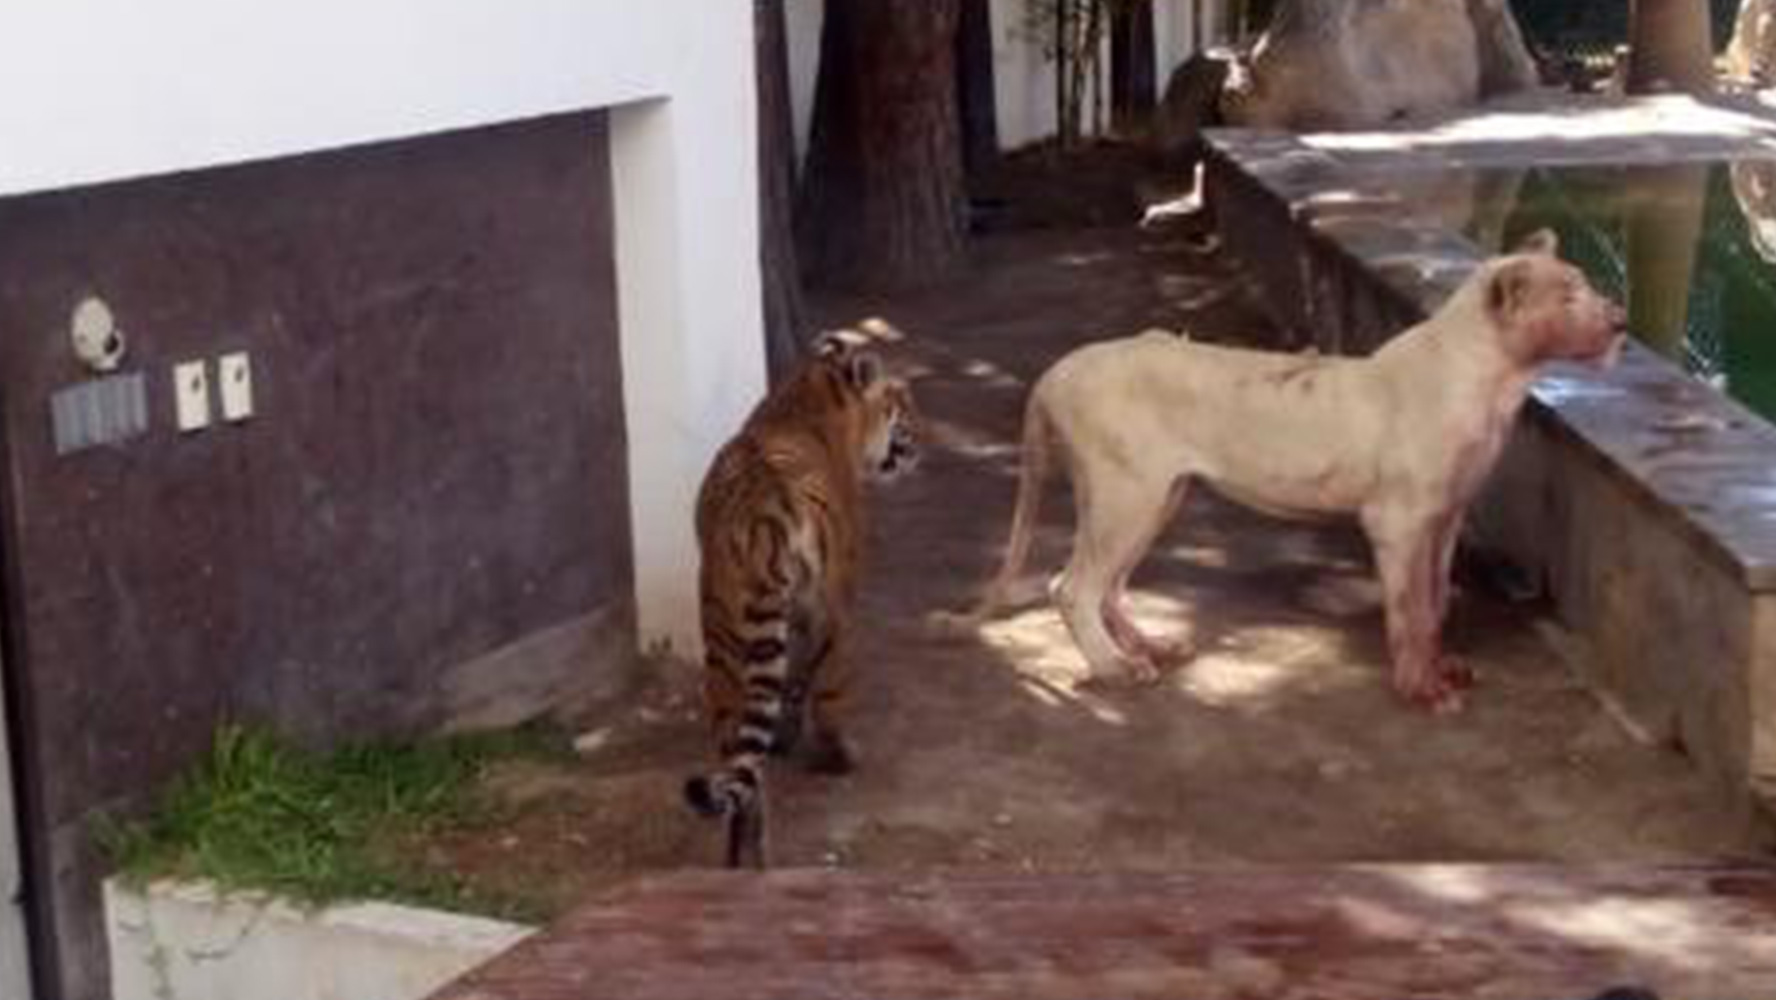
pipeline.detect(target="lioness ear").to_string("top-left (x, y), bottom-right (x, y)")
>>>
top-left (1486, 258), bottom-right (1532, 322)
top-left (1514, 228), bottom-right (1559, 257)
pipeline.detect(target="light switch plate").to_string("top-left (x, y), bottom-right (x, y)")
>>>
top-left (173, 361), bottom-right (210, 432)
top-left (218, 352), bottom-right (253, 422)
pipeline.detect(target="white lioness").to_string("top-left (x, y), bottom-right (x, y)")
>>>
top-left (967, 231), bottom-right (1625, 712)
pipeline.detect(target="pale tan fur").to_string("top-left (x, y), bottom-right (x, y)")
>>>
top-left (966, 232), bottom-right (1625, 712)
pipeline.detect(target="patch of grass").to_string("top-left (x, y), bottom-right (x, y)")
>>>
top-left (98, 722), bottom-right (573, 919)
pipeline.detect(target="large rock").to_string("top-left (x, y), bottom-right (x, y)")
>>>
top-left (1727, 0), bottom-right (1776, 84)
top-left (1220, 0), bottom-right (1537, 131)
top-left (1466, 0), bottom-right (1540, 95)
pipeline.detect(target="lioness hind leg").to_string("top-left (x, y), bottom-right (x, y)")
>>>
top-left (1055, 464), bottom-right (1178, 686)
top-left (1105, 478), bottom-right (1193, 666)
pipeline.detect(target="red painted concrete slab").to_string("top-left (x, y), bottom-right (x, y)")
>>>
top-left (430, 865), bottom-right (1776, 999)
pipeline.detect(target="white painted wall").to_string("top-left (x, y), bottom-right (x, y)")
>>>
top-left (0, 0), bottom-right (765, 657)
top-left (991, 0), bottom-right (1063, 150)
top-left (1155, 0), bottom-right (1233, 87)
top-left (106, 880), bottom-right (532, 1000)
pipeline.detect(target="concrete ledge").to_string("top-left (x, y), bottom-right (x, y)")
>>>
top-left (1204, 99), bottom-right (1776, 829)
top-left (105, 879), bottom-right (533, 1000)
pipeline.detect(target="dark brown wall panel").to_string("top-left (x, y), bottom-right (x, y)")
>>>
top-left (0, 111), bottom-right (629, 1000)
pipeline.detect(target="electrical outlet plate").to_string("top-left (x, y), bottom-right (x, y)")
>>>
top-left (218, 352), bottom-right (253, 422)
top-left (173, 360), bottom-right (210, 432)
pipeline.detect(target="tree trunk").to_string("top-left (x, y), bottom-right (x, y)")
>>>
top-left (958, 0), bottom-right (1000, 179)
top-left (1112, 0), bottom-right (1158, 130)
top-left (756, 0), bottom-right (806, 383)
top-left (798, 0), bottom-right (967, 290)
top-left (1627, 0), bottom-right (1716, 94)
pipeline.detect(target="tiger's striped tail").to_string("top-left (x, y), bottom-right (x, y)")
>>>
top-left (683, 611), bottom-right (794, 870)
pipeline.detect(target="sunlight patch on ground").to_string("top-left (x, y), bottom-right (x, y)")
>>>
top-left (976, 610), bottom-right (1092, 687)
top-left (1386, 865), bottom-right (1496, 904)
top-left (1374, 867), bottom-right (1774, 975)
top-left (1170, 626), bottom-right (1360, 707)
top-left (958, 357), bottom-right (1024, 389)
top-left (1053, 249), bottom-right (1119, 268)
top-left (1170, 653), bottom-right (1299, 706)
top-left (972, 588), bottom-right (1361, 709)
top-left (1151, 540), bottom-right (1231, 569)
top-left (924, 416), bottom-right (1013, 456)
top-left (1505, 898), bottom-right (1724, 973)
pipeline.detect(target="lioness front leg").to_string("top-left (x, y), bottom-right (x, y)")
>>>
top-left (1366, 509), bottom-right (1464, 713)
top-left (1428, 511), bottom-right (1476, 690)
top-left (1103, 478), bottom-right (1195, 667)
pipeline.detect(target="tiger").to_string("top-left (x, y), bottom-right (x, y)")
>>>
top-left (683, 331), bottom-right (920, 869)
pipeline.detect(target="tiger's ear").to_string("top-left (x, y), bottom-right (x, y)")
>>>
top-left (844, 351), bottom-right (883, 390)
top-left (812, 329), bottom-right (867, 358)
top-left (813, 332), bottom-right (848, 358)
top-left (812, 330), bottom-right (880, 386)
top-left (1513, 228), bottom-right (1558, 257)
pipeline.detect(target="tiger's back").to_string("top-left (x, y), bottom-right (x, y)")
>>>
top-left (684, 334), bottom-right (919, 868)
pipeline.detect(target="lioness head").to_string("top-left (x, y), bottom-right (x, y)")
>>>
top-left (1485, 229), bottom-right (1627, 366)
top-left (815, 332), bottom-right (922, 482)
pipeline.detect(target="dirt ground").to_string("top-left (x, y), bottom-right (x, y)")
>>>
top-left (425, 144), bottom-right (1760, 921)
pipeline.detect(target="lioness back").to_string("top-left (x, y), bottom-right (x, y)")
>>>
top-left (683, 333), bottom-right (919, 868)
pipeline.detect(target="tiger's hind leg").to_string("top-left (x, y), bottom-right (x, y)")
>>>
top-left (686, 586), bottom-right (792, 868)
top-left (803, 628), bottom-right (857, 775)
top-left (725, 783), bottom-right (769, 869)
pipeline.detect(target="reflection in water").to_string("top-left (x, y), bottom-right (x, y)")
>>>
top-left (1624, 164), bottom-right (1709, 360)
top-left (1452, 160), bottom-right (1776, 421)
top-left (1732, 161), bottom-right (1776, 264)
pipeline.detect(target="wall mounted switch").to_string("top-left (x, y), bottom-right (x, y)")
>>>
top-left (218, 352), bottom-right (253, 422)
top-left (173, 360), bottom-right (210, 432)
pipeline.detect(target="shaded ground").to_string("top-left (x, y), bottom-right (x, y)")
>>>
top-left (421, 145), bottom-right (1757, 920)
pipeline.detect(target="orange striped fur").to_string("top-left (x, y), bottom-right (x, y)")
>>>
top-left (684, 334), bottom-right (919, 868)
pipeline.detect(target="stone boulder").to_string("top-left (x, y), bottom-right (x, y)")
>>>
top-left (1466, 0), bottom-right (1540, 95)
top-left (1727, 0), bottom-right (1776, 84)
top-left (1220, 0), bottom-right (1538, 131)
